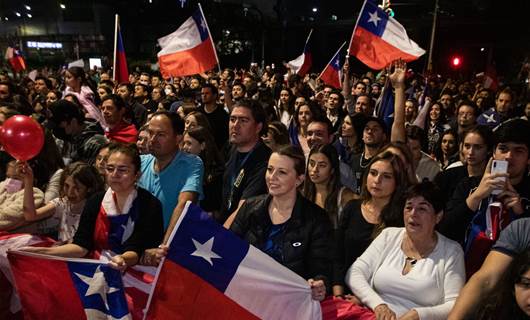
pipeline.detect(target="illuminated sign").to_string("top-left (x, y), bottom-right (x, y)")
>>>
top-left (27, 41), bottom-right (63, 49)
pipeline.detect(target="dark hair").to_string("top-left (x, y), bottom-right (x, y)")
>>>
top-left (135, 83), bottom-right (150, 94)
top-left (478, 249), bottom-right (530, 320)
top-left (201, 83), bottom-right (218, 96)
top-left (425, 102), bottom-right (447, 127)
top-left (293, 101), bottom-right (322, 129)
top-left (381, 141), bottom-right (418, 185)
top-left (67, 67), bottom-right (87, 85)
top-left (274, 145), bottom-right (306, 176)
top-left (185, 126), bottom-right (224, 183)
top-left (232, 98), bottom-right (267, 136)
top-left (279, 88), bottom-right (295, 115)
top-left (433, 128), bottom-right (459, 166)
top-left (406, 125), bottom-right (428, 152)
top-left (35, 76), bottom-right (52, 90)
top-left (60, 161), bottom-right (104, 199)
top-left (494, 119), bottom-right (530, 151)
top-left (404, 181), bottom-right (444, 213)
top-left (151, 110), bottom-right (185, 135)
top-left (310, 115), bottom-right (335, 136)
top-left (185, 111), bottom-right (214, 134)
top-left (101, 94), bottom-right (126, 110)
top-left (107, 143), bottom-right (141, 173)
top-left (118, 82), bottom-right (134, 94)
top-left (303, 144), bottom-right (342, 228)
top-left (361, 151), bottom-right (410, 233)
top-left (462, 125), bottom-right (494, 155)
top-left (30, 129), bottom-right (65, 190)
top-left (457, 100), bottom-right (479, 117)
top-left (329, 89), bottom-right (345, 107)
top-left (266, 121), bottom-right (290, 147)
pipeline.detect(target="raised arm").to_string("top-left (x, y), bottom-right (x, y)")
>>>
top-left (389, 60), bottom-right (407, 143)
top-left (21, 162), bottom-right (56, 222)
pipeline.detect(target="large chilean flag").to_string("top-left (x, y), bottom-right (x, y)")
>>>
top-left (348, 0), bottom-right (425, 70)
top-left (287, 29), bottom-right (313, 76)
top-left (145, 203), bottom-right (321, 320)
top-left (157, 5), bottom-right (219, 78)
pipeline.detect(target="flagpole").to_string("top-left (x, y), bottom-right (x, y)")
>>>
top-left (113, 14), bottom-right (119, 82)
top-left (198, 3), bottom-right (221, 72)
top-left (346, 0), bottom-right (369, 58)
top-left (317, 41), bottom-right (347, 80)
top-left (305, 29), bottom-right (313, 47)
top-left (426, 0), bottom-right (439, 72)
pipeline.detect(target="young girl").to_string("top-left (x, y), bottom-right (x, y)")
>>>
top-left (21, 161), bottom-right (104, 241)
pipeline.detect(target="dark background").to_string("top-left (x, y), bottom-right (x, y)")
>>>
top-left (0, 0), bottom-right (529, 79)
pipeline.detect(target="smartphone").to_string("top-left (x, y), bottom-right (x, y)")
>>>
top-left (491, 160), bottom-right (508, 195)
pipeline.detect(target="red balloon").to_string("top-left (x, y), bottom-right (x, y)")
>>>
top-left (0, 115), bottom-right (44, 161)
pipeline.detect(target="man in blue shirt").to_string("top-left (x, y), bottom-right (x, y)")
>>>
top-left (138, 111), bottom-right (203, 246)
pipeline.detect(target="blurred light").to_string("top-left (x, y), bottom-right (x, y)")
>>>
top-left (451, 56), bottom-right (462, 68)
top-left (149, 0), bottom-right (153, 3)
top-left (480, 47), bottom-right (485, 52)
top-left (26, 13), bottom-right (32, 18)
top-left (15, 12), bottom-right (21, 17)
top-left (312, 7), bottom-right (318, 13)
top-left (4, 17), bottom-right (8, 21)
top-left (27, 41), bottom-right (63, 49)
top-left (331, 14), bottom-right (337, 21)
top-left (60, 3), bottom-right (66, 9)
top-left (25, 5), bottom-right (31, 10)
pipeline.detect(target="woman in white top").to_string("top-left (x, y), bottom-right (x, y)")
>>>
top-left (346, 181), bottom-right (465, 320)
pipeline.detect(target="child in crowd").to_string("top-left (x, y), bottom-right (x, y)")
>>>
top-left (20, 161), bottom-right (104, 241)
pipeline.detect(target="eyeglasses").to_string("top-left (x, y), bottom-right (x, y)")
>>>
top-left (105, 165), bottom-right (132, 176)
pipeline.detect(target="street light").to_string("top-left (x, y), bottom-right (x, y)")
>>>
top-left (312, 7), bottom-right (318, 13)
top-left (60, 3), bottom-right (66, 9)
top-left (25, 5), bottom-right (31, 10)
top-left (27, 13), bottom-right (32, 18)
top-left (15, 12), bottom-right (21, 17)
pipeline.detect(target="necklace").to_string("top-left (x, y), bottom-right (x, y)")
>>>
top-left (359, 151), bottom-right (371, 169)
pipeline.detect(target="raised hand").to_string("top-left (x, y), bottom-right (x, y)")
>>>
top-left (388, 59), bottom-right (407, 89)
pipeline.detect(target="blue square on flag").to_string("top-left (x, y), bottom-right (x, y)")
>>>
top-left (167, 204), bottom-right (249, 292)
top-left (67, 262), bottom-right (129, 318)
top-left (358, 0), bottom-right (388, 37)
top-left (192, 9), bottom-right (209, 41)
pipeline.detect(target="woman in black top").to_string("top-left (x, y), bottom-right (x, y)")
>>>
top-left (22, 144), bottom-right (163, 271)
top-left (228, 145), bottom-right (333, 302)
top-left (333, 151), bottom-right (409, 299)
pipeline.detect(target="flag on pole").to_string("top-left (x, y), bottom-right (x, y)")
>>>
top-left (8, 251), bottom-right (130, 320)
top-left (319, 42), bottom-right (346, 89)
top-left (4, 47), bottom-right (26, 73)
top-left (348, 0), bottom-right (425, 70)
top-left (287, 29), bottom-right (313, 76)
top-left (144, 202), bottom-right (321, 320)
top-left (114, 16), bottom-right (129, 84)
top-left (157, 5), bottom-right (219, 78)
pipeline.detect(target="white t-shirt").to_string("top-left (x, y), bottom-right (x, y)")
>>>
top-left (346, 227), bottom-right (465, 320)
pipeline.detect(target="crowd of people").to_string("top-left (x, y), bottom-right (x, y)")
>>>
top-left (0, 57), bottom-right (529, 319)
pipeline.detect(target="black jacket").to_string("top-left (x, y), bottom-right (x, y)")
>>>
top-left (230, 193), bottom-right (333, 283)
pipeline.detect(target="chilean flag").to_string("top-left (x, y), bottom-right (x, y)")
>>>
top-left (4, 47), bottom-right (26, 73)
top-left (145, 203), bottom-right (321, 319)
top-left (157, 5), bottom-right (219, 78)
top-left (348, 0), bottom-right (425, 70)
top-left (319, 42), bottom-right (346, 89)
top-left (8, 251), bottom-right (130, 320)
top-left (114, 17), bottom-right (129, 84)
top-left (287, 29), bottom-right (313, 76)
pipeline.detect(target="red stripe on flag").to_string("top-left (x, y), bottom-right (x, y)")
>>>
top-left (158, 39), bottom-right (217, 78)
top-left (320, 66), bottom-right (341, 89)
top-left (350, 27), bottom-right (419, 70)
top-left (8, 253), bottom-right (86, 320)
top-left (116, 51), bottom-right (129, 84)
top-left (146, 260), bottom-right (259, 319)
top-left (298, 53), bottom-right (312, 76)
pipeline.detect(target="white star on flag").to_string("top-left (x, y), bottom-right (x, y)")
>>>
top-left (191, 237), bottom-right (221, 266)
top-left (121, 217), bottom-right (135, 243)
top-left (200, 18), bottom-right (207, 32)
top-left (75, 266), bottom-right (120, 310)
top-left (483, 113), bottom-right (496, 123)
top-left (368, 11), bottom-right (382, 27)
